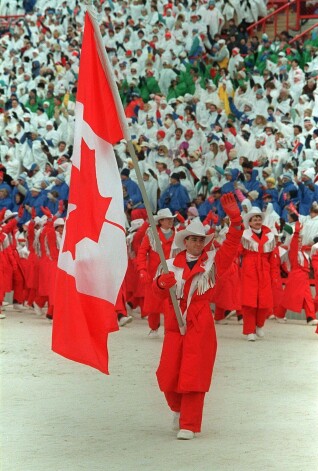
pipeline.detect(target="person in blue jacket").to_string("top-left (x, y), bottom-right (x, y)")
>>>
top-left (296, 170), bottom-right (318, 216)
top-left (0, 171), bottom-right (12, 194)
top-left (262, 193), bottom-right (281, 216)
top-left (20, 187), bottom-right (47, 223)
top-left (121, 168), bottom-right (144, 210)
top-left (210, 187), bottom-right (226, 224)
top-left (159, 173), bottom-right (190, 217)
top-left (49, 174), bottom-right (69, 201)
top-left (11, 173), bottom-right (29, 202)
top-left (221, 168), bottom-right (240, 194)
top-left (195, 194), bottom-right (213, 221)
top-left (243, 169), bottom-right (263, 207)
top-left (278, 174), bottom-right (299, 219)
top-left (0, 188), bottom-right (13, 210)
top-left (228, 97), bottom-right (254, 126)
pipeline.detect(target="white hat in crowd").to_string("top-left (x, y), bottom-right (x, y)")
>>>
top-left (53, 218), bottom-right (65, 228)
top-left (128, 218), bottom-right (144, 232)
top-left (154, 208), bottom-right (176, 224)
top-left (3, 210), bottom-right (18, 222)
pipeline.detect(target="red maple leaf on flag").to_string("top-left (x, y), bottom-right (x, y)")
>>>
top-left (63, 138), bottom-right (112, 259)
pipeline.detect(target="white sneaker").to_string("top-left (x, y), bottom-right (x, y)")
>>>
top-left (247, 334), bottom-right (256, 342)
top-left (256, 327), bottom-right (265, 338)
top-left (119, 315), bottom-right (133, 327)
top-left (172, 412), bottom-right (180, 431)
top-left (0, 313), bottom-right (6, 319)
top-left (33, 303), bottom-right (44, 316)
top-left (225, 310), bottom-right (237, 319)
top-left (2, 301), bottom-right (9, 307)
top-left (13, 303), bottom-right (27, 311)
top-left (268, 314), bottom-right (276, 320)
top-left (177, 429), bottom-right (195, 440)
top-left (148, 329), bottom-right (159, 339)
top-left (307, 318), bottom-right (318, 326)
top-left (275, 317), bottom-right (287, 324)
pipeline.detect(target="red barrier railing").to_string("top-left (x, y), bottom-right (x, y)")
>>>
top-left (289, 22), bottom-right (318, 43)
top-left (247, 0), bottom-right (299, 37)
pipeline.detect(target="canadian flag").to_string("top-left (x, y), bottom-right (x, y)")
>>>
top-left (52, 12), bottom-right (128, 374)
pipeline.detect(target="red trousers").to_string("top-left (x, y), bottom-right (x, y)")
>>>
top-left (148, 312), bottom-right (160, 330)
top-left (214, 306), bottom-right (225, 321)
top-left (164, 391), bottom-right (205, 433)
top-left (241, 306), bottom-right (268, 335)
top-left (12, 268), bottom-right (25, 304)
top-left (276, 297), bottom-right (316, 320)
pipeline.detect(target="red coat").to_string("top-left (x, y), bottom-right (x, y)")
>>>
top-left (25, 221), bottom-right (38, 290)
top-left (137, 226), bottom-right (176, 315)
top-left (37, 225), bottom-right (51, 297)
top-left (125, 222), bottom-right (148, 299)
top-left (240, 226), bottom-right (275, 310)
top-left (271, 246), bottom-right (285, 310)
top-left (213, 256), bottom-right (241, 310)
top-left (280, 231), bottom-right (313, 313)
top-left (153, 224), bottom-right (243, 393)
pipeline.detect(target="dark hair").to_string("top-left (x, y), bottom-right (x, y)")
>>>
top-left (289, 213), bottom-right (298, 222)
top-left (293, 125), bottom-right (302, 133)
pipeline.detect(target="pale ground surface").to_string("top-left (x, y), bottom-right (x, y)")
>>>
top-left (1, 307), bottom-right (318, 471)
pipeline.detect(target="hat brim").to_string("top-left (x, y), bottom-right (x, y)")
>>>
top-left (243, 210), bottom-right (265, 229)
top-left (153, 214), bottom-right (177, 224)
top-left (174, 227), bottom-right (214, 249)
top-left (4, 212), bottom-right (18, 222)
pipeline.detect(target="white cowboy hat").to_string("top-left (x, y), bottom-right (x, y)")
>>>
top-left (3, 210), bottom-right (18, 222)
top-left (153, 208), bottom-right (176, 224)
top-left (53, 218), bottom-right (65, 228)
top-left (174, 220), bottom-right (214, 249)
top-left (128, 218), bottom-right (144, 232)
top-left (243, 207), bottom-right (264, 228)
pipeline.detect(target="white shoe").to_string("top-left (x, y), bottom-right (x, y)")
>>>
top-left (256, 327), bottom-right (265, 338)
top-left (275, 317), bottom-right (287, 324)
top-left (172, 412), bottom-right (180, 431)
top-left (215, 319), bottom-right (229, 325)
top-left (268, 314), bottom-right (276, 320)
top-left (148, 329), bottom-right (159, 339)
top-left (119, 315), bottom-right (133, 327)
top-left (177, 429), bottom-right (195, 440)
top-left (225, 310), bottom-right (236, 319)
top-left (247, 334), bottom-right (256, 342)
top-left (307, 318), bottom-right (318, 326)
top-left (13, 303), bottom-right (27, 311)
top-left (2, 301), bottom-right (9, 307)
top-left (33, 303), bottom-right (44, 316)
top-left (0, 313), bottom-right (6, 319)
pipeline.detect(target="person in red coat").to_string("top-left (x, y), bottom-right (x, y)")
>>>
top-left (152, 194), bottom-right (243, 440)
top-left (240, 207), bottom-right (276, 341)
top-left (310, 236), bottom-right (318, 312)
top-left (137, 208), bottom-right (178, 338)
top-left (125, 219), bottom-right (148, 314)
top-left (46, 217), bottom-right (65, 320)
top-left (276, 222), bottom-right (318, 326)
top-left (1, 210), bottom-right (26, 310)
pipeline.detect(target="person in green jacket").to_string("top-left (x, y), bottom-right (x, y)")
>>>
top-left (139, 70), bottom-right (161, 103)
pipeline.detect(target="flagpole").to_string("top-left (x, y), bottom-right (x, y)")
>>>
top-left (84, 3), bottom-right (186, 335)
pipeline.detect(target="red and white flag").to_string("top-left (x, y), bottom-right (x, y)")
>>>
top-left (52, 12), bottom-right (128, 374)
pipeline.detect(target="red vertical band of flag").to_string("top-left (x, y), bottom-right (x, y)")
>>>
top-left (52, 12), bottom-right (127, 374)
